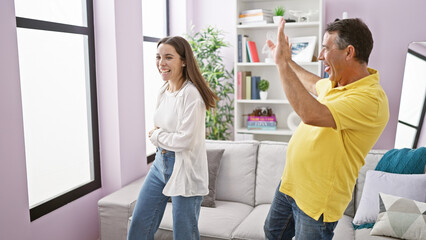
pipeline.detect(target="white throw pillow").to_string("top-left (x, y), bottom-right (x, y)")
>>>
top-left (370, 193), bottom-right (426, 239)
top-left (352, 170), bottom-right (426, 229)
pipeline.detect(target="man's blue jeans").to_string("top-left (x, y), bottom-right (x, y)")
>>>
top-left (264, 183), bottom-right (338, 240)
top-left (127, 147), bottom-right (203, 240)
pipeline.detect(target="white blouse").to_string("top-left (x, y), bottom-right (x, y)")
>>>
top-left (150, 81), bottom-right (209, 197)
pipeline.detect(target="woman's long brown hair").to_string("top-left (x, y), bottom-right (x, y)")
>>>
top-left (157, 36), bottom-right (218, 110)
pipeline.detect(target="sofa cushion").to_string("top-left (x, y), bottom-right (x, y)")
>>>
top-left (202, 148), bottom-right (225, 207)
top-left (355, 228), bottom-right (391, 239)
top-left (375, 147), bottom-right (426, 174)
top-left (255, 141), bottom-right (288, 205)
top-left (344, 188), bottom-right (356, 218)
top-left (98, 176), bottom-right (146, 240)
top-left (355, 150), bottom-right (387, 211)
top-left (333, 215), bottom-right (355, 240)
top-left (206, 140), bottom-right (259, 206)
top-left (232, 204), bottom-right (271, 240)
top-left (156, 200), bottom-right (253, 239)
top-left (352, 170), bottom-right (426, 228)
top-left (167, 148), bottom-right (225, 207)
top-left (370, 193), bottom-right (426, 239)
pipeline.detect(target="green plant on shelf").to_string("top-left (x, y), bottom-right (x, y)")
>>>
top-left (274, 6), bottom-right (285, 16)
top-left (258, 79), bottom-right (269, 92)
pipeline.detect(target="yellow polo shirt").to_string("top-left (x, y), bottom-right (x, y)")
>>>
top-left (280, 68), bottom-right (389, 222)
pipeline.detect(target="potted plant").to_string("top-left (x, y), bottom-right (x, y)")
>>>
top-left (273, 6), bottom-right (285, 24)
top-left (186, 26), bottom-right (234, 140)
top-left (258, 79), bottom-right (269, 100)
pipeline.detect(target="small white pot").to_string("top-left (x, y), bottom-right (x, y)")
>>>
top-left (259, 91), bottom-right (268, 100)
top-left (273, 16), bottom-right (283, 24)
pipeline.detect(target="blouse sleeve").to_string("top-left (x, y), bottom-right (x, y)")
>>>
top-left (150, 96), bottom-right (205, 152)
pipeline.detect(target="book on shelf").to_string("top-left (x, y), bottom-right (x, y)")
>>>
top-left (238, 35), bottom-right (249, 63)
top-left (240, 20), bottom-right (270, 25)
top-left (247, 126), bottom-right (277, 131)
top-left (251, 76), bottom-right (260, 100)
top-left (238, 15), bottom-right (272, 24)
top-left (237, 71), bottom-right (251, 99)
top-left (239, 12), bottom-right (272, 18)
top-left (238, 34), bottom-right (242, 62)
top-left (245, 76), bottom-right (251, 99)
top-left (247, 41), bottom-right (260, 62)
top-left (240, 9), bottom-right (273, 15)
top-left (242, 35), bottom-right (249, 62)
top-left (247, 115), bottom-right (277, 122)
top-left (247, 114), bottom-right (277, 130)
top-left (247, 121), bottom-right (277, 127)
top-left (237, 72), bottom-right (242, 99)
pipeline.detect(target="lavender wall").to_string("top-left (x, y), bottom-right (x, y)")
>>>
top-left (0, 1), bottom-right (31, 239)
top-left (324, 0), bottom-right (426, 148)
top-left (192, 0), bottom-right (426, 149)
top-left (0, 0), bottom-right (148, 239)
top-left (0, 0), bottom-right (103, 238)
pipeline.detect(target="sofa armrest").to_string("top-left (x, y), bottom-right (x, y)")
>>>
top-left (98, 177), bottom-right (145, 240)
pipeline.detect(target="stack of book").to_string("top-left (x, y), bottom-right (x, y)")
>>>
top-left (238, 9), bottom-right (273, 25)
top-left (237, 34), bottom-right (249, 62)
top-left (237, 71), bottom-right (262, 100)
top-left (237, 35), bottom-right (259, 63)
top-left (247, 115), bottom-right (277, 131)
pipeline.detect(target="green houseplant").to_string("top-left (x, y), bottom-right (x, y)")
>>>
top-left (258, 79), bottom-right (269, 92)
top-left (273, 6), bottom-right (285, 24)
top-left (258, 79), bottom-right (269, 100)
top-left (186, 26), bottom-right (234, 140)
top-left (274, 6), bottom-right (285, 16)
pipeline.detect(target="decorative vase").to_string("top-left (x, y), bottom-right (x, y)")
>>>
top-left (287, 111), bottom-right (302, 131)
top-left (273, 16), bottom-right (283, 24)
top-left (260, 91), bottom-right (268, 100)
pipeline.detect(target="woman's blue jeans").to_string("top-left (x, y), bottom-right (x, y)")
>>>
top-left (264, 183), bottom-right (338, 240)
top-left (127, 147), bottom-right (203, 240)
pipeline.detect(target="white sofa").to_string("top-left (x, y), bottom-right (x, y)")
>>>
top-left (98, 140), bottom-right (407, 240)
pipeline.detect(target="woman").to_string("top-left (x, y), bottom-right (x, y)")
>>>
top-left (127, 36), bottom-right (218, 240)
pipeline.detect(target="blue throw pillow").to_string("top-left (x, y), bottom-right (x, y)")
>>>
top-left (375, 147), bottom-right (426, 174)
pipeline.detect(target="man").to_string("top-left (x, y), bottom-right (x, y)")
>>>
top-left (264, 18), bottom-right (389, 239)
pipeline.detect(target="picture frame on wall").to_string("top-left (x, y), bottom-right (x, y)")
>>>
top-left (290, 36), bottom-right (317, 63)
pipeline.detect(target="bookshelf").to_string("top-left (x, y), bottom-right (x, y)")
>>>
top-left (234, 0), bottom-right (324, 142)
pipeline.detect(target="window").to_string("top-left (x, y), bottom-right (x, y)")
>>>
top-left (15, 0), bottom-right (100, 221)
top-left (142, 0), bottom-right (169, 162)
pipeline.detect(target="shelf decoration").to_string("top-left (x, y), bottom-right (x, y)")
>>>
top-left (290, 36), bottom-right (317, 63)
top-left (258, 79), bottom-right (269, 100)
top-left (288, 9), bottom-right (319, 22)
top-left (273, 6), bottom-right (285, 24)
top-left (247, 107), bottom-right (277, 130)
top-left (261, 31), bottom-right (277, 63)
top-left (287, 111), bottom-right (302, 131)
top-left (239, 9), bottom-right (273, 25)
